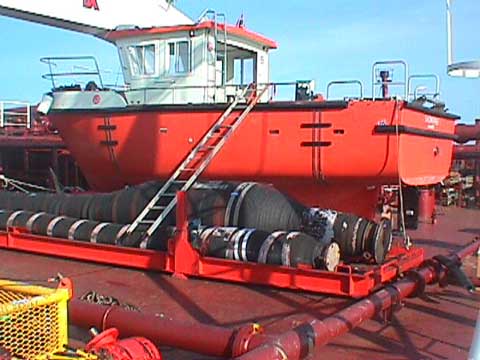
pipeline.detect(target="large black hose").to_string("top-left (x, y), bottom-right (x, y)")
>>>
top-left (303, 208), bottom-right (392, 264)
top-left (194, 227), bottom-right (340, 271)
top-left (224, 183), bottom-right (305, 232)
top-left (0, 182), bottom-right (393, 264)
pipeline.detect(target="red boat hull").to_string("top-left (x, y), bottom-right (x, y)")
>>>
top-left (49, 100), bottom-right (456, 217)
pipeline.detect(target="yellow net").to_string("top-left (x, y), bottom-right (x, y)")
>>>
top-left (0, 280), bottom-right (69, 359)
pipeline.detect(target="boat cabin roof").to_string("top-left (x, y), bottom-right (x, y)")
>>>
top-left (106, 21), bottom-right (278, 50)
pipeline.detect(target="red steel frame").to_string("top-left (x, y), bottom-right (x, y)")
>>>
top-left (0, 192), bottom-right (424, 298)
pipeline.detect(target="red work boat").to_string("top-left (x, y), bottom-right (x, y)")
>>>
top-left (38, 16), bottom-right (458, 218)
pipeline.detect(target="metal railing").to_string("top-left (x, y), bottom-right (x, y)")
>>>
top-left (326, 80), bottom-right (364, 100)
top-left (407, 74), bottom-right (441, 101)
top-left (126, 81), bottom-right (302, 104)
top-left (197, 9), bottom-right (228, 100)
top-left (41, 56), bottom-right (104, 89)
top-left (372, 60), bottom-right (409, 100)
top-left (0, 101), bottom-right (31, 129)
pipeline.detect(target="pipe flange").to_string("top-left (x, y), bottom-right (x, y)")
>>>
top-left (405, 270), bottom-right (427, 298)
top-left (231, 323), bottom-right (263, 357)
top-left (322, 242), bottom-right (341, 272)
top-left (294, 323), bottom-right (316, 359)
top-left (371, 219), bottom-right (393, 264)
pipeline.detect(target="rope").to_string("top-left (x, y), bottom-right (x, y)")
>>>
top-left (80, 290), bottom-right (139, 312)
top-left (0, 174), bottom-right (53, 193)
top-left (395, 104), bottom-right (411, 249)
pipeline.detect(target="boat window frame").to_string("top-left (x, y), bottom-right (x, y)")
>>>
top-left (165, 38), bottom-right (192, 77)
top-left (125, 40), bottom-right (160, 79)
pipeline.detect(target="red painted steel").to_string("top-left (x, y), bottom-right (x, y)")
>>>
top-left (455, 120), bottom-right (480, 144)
top-left (70, 300), bottom-right (242, 358)
top-left (235, 239), bottom-right (480, 360)
top-left (455, 144), bottom-right (480, 159)
top-left (66, 239), bottom-right (479, 360)
top-left (85, 328), bottom-right (162, 360)
top-left (418, 188), bottom-right (436, 223)
top-left (48, 100), bottom-right (455, 217)
top-left (0, 193), bottom-right (424, 298)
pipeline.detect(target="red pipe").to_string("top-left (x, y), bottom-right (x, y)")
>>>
top-left (68, 300), bottom-right (246, 358)
top-left (418, 188), bottom-right (436, 224)
top-left (235, 240), bottom-right (480, 360)
top-left (454, 145), bottom-right (480, 160)
top-left (68, 240), bottom-right (479, 360)
top-left (455, 120), bottom-right (480, 144)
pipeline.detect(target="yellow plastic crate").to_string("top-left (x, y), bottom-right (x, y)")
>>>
top-left (0, 280), bottom-right (69, 359)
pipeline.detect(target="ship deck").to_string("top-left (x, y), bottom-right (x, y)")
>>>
top-left (0, 205), bottom-right (478, 359)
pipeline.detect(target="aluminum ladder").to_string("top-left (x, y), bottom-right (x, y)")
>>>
top-left (127, 85), bottom-right (269, 239)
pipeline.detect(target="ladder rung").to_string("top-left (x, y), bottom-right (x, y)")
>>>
top-left (207, 134), bottom-right (225, 140)
top-left (151, 206), bottom-right (167, 211)
top-left (199, 146), bottom-right (215, 151)
top-left (128, 85), bottom-right (263, 236)
top-left (140, 220), bottom-right (156, 224)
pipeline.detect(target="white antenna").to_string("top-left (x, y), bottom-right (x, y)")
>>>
top-left (446, 0), bottom-right (453, 66)
top-left (446, 0), bottom-right (480, 77)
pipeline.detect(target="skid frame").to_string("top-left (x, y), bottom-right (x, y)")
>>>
top-left (0, 192), bottom-right (424, 298)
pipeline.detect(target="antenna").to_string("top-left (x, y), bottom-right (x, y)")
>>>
top-left (446, 0), bottom-right (480, 77)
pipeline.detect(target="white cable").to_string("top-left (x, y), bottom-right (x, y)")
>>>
top-left (395, 104), bottom-right (410, 248)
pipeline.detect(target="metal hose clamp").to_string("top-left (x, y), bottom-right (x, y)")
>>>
top-left (25, 212), bottom-right (46, 232)
top-left (258, 231), bottom-right (286, 264)
top-left (68, 219), bottom-right (89, 240)
top-left (115, 224), bottom-right (130, 245)
top-left (282, 232), bottom-right (302, 267)
top-left (240, 229), bottom-right (256, 262)
top-left (6, 211), bottom-right (25, 229)
top-left (90, 223), bottom-right (110, 244)
top-left (46, 216), bottom-right (67, 236)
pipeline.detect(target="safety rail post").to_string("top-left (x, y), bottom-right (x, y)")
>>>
top-left (326, 80), bottom-right (364, 100)
top-left (407, 74), bottom-right (441, 101)
top-left (372, 60), bottom-right (409, 100)
top-left (26, 103), bottom-right (31, 129)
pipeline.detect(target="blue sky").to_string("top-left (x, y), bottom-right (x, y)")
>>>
top-left (0, 0), bottom-right (479, 123)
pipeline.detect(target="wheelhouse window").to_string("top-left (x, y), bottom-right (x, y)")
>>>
top-left (167, 41), bottom-right (191, 75)
top-left (127, 44), bottom-right (157, 76)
